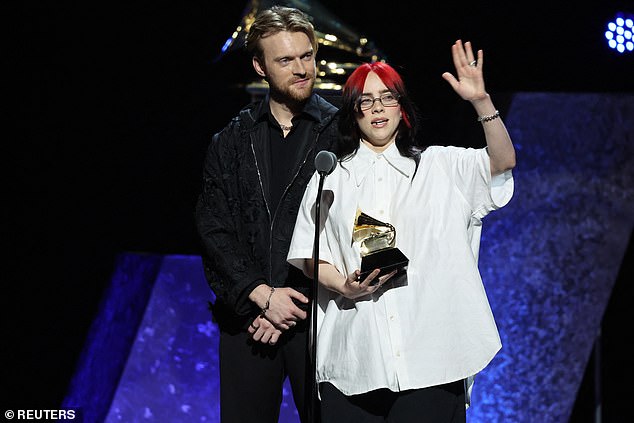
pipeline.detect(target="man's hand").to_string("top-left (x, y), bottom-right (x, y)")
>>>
top-left (249, 285), bottom-right (308, 330)
top-left (248, 315), bottom-right (282, 345)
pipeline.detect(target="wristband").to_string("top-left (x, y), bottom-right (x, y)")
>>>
top-left (259, 286), bottom-right (275, 317)
top-left (477, 110), bottom-right (500, 123)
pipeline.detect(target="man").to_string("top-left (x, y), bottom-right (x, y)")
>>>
top-left (195, 6), bottom-right (338, 423)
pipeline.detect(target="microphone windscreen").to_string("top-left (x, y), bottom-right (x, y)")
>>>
top-left (315, 150), bottom-right (337, 175)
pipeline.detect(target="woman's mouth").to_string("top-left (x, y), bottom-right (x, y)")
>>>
top-left (371, 119), bottom-right (388, 127)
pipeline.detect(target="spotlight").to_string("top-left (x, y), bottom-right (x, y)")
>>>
top-left (605, 13), bottom-right (634, 53)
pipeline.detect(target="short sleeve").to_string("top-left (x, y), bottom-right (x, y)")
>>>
top-left (436, 146), bottom-right (514, 220)
top-left (287, 171), bottom-right (335, 270)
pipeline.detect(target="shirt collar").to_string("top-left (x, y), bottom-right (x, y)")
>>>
top-left (352, 142), bottom-right (415, 187)
top-left (254, 93), bottom-right (321, 125)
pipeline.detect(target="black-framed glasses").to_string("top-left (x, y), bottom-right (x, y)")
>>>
top-left (357, 92), bottom-right (400, 111)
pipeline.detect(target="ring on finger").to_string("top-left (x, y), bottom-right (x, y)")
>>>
top-left (469, 60), bottom-right (477, 67)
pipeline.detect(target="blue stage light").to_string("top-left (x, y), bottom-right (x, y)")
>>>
top-left (605, 13), bottom-right (634, 53)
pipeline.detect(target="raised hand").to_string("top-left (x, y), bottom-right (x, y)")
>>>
top-left (441, 40), bottom-right (488, 102)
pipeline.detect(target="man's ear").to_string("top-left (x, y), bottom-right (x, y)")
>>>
top-left (252, 57), bottom-right (266, 78)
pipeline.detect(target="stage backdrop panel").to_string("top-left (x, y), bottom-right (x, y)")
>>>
top-left (470, 92), bottom-right (634, 422)
top-left (64, 254), bottom-right (299, 422)
top-left (63, 93), bottom-right (634, 422)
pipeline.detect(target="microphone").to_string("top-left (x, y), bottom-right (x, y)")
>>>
top-left (315, 150), bottom-right (337, 175)
top-left (307, 149), bottom-right (337, 422)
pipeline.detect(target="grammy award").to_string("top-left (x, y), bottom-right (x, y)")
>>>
top-left (353, 209), bottom-right (409, 282)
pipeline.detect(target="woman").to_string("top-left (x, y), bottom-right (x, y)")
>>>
top-left (288, 40), bottom-right (515, 422)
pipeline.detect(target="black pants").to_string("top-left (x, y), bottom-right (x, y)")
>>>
top-left (320, 380), bottom-right (466, 423)
top-left (219, 323), bottom-right (308, 423)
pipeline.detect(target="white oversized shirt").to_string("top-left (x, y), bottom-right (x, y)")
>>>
top-left (288, 142), bottom-right (514, 397)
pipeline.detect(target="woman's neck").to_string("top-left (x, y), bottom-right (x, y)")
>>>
top-left (361, 139), bottom-right (395, 153)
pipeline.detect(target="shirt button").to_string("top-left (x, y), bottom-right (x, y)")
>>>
top-left (395, 351), bottom-right (400, 357)
top-left (378, 177), bottom-right (383, 181)
top-left (389, 315), bottom-right (394, 320)
top-left (379, 210), bottom-right (384, 214)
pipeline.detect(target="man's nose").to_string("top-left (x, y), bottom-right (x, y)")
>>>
top-left (291, 58), bottom-right (307, 75)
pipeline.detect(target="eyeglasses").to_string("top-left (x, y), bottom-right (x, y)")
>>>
top-left (357, 92), bottom-right (400, 111)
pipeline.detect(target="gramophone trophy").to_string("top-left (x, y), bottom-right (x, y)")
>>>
top-left (353, 209), bottom-right (409, 282)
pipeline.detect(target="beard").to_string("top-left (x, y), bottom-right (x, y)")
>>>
top-left (269, 73), bottom-right (315, 105)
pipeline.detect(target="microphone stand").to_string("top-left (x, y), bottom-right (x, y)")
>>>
top-left (307, 171), bottom-right (327, 423)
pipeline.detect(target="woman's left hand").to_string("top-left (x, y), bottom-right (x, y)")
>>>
top-left (442, 39), bottom-right (488, 102)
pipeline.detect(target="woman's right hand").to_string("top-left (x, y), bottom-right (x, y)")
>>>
top-left (341, 268), bottom-right (397, 299)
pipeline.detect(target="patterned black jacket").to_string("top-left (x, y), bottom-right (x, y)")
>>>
top-left (195, 94), bottom-right (338, 330)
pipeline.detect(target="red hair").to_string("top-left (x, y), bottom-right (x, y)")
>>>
top-left (343, 62), bottom-right (411, 128)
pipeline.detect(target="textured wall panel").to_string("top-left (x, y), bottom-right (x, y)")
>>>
top-left (95, 255), bottom-right (300, 422)
top-left (62, 253), bottom-right (163, 422)
top-left (469, 92), bottom-right (634, 422)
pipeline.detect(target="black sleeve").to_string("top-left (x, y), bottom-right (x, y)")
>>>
top-left (195, 125), bottom-right (267, 316)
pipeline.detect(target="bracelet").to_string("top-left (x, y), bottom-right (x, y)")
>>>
top-left (477, 110), bottom-right (500, 123)
top-left (259, 286), bottom-right (275, 317)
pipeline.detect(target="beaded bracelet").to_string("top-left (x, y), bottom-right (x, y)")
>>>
top-left (477, 110), bottom-right (500, 123)
top-left (260, 286), bottom-right (276, 317)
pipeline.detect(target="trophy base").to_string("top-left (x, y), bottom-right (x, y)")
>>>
top-left (359, 248), bottom-right (409, 283)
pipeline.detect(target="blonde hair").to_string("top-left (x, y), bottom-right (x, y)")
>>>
top-left (245, 6), bottom-right (318, 61)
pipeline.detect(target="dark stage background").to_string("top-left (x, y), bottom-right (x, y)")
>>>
top-left (6, 0), bottom-right (633, 421)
